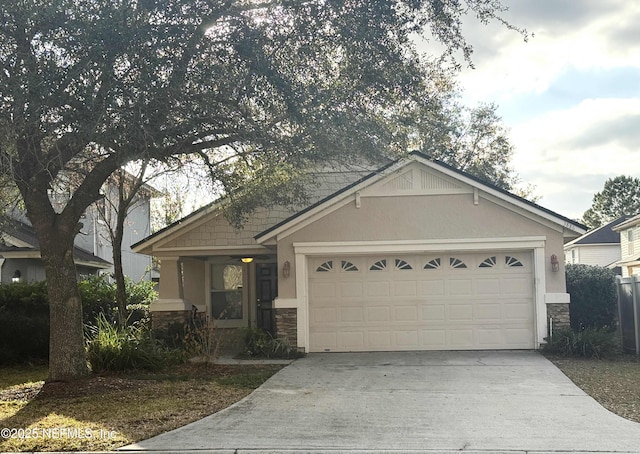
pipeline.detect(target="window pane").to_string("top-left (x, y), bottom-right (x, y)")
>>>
top-left (211, 290), bottom-right (242, 319)
top-left (211, 264), bottom-right (244, 320)
top-left (211, 264), bottom-right (243, 290)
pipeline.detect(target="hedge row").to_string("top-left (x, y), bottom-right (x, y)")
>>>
top-left (565, 264), bottom-right (617, 331)
top-left (0, 277), bottom-right (156, 365)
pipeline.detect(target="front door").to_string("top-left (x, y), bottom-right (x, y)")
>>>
top-left (256, 263), bottom-right (278, 336)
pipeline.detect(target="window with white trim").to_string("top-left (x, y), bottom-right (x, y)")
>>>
top-left (316, 261), bottom-right (333, 272)
top-left (424, 258), bottom-right (441, 270)
top-left (341, 260), bottom-right (358, 271)
top-left (479, 256), bottom-right (497, 268)
top-left (369, 259), bottom-right (387, 271)
top-left (395, 259), bottom-right (413, 270)
top-left (449, 257), bottom-right (467, 269)
top-left (210, 264), bottom-right (243, 320)
top-left (505, 256), bottom-right (524, 267)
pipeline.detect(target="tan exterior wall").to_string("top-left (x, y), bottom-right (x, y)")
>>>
top-left (182, 258), bottom-right (206, 312)
top-left (277, 193), bottom-right (567, 298)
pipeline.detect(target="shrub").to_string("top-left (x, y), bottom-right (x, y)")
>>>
top-left (239, 327), bottom-right (303, 359)
top-left (0, 276), bottom-right (156, 366)
top-left (79, 275), bottom-right (158, 327)
top-left (183, 316), bottom-right (224, 363)
top-left (543, 328), bottom-right (619, 358)
top-left (126, 303), bottom-right (151, 329)
top-left (124, 277), bottom-right (157, 306)
top-left (78, 275), bottom-right (117, 326)
top-left (566, 264), bottom-right (617, 330)
top-left (86, 313), bottom-right (182, 372)
top-left (0, 282), bottom-right (49, 364)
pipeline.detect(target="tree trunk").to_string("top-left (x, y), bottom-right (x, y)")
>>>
top-left (113, 232), bottom-right (127, 325)
top-left (40, 238), bottom-right (90, 381)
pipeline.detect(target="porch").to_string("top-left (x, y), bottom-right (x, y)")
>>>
top-left (150, 254), bottom-right (297, 351)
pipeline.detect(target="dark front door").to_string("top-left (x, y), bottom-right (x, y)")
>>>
top-left (256, 263), bottom-right (278, 336)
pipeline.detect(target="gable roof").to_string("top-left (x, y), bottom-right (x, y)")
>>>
top-left (255, 151), bottom-right (587, 243)
top-left (612, 213), bottom-right (640, 232)
top-left (131, 166), bottom-right (375, 252)
top-left (564, 216), bottom-right (632, 247)
top-left (0, 219), bottom-right (112, 269)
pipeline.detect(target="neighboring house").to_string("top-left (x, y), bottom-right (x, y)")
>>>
top-left (0, 171), bottom-right (158, 284)
top-left (0, 218), bottom-right (111, 284)
top-left (612, 214), bottom-right (640, 277)
top-left (74, 177), bottom-right (159, 281)
top-left (564, 216), bottom-right (631, 269)
top-left (133, 152), bottom-right (587, 352)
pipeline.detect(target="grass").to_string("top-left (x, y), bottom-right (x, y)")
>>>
top-left (0, 364), bottom-right (48, 390)
top-left (0, 362), bottom-right (283, 452)
top-left (548, 354), bottom-right (640, 423)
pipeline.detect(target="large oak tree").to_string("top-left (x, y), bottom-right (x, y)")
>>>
top-left (0, 0), bottom-right (520, 380)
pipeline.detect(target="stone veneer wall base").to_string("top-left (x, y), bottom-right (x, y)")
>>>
top-left (274, 308), bottom-right (297, 347)
top-left (547, 302), bottom-right (571, 336)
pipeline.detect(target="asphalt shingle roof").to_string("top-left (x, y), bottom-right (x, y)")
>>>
top-left (0, 219), bottom-right (111, 266)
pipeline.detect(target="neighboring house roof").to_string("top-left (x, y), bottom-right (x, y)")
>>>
top-left (612, 213), bottom-right (640, 232)
top-left (564, 216), bottom-right (632, 248)
top-left (255, 152), bottom-right (587, 243)
top-left (0, 219), bottom-right (112, 269)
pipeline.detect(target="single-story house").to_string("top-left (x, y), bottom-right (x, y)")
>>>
top-left (564, 216), bottom-right (631, 270)
top-left (132, 152), bottom-right (587, 352)
top-left (612, 214), bottom-right (640, 277)
top-left (0, 218), bottom-right (112, 283)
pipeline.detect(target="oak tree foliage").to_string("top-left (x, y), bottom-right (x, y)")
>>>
top-left (0, 0), bottom-right (521, 379)
top-left (582, 176), bottom-right (640, 229)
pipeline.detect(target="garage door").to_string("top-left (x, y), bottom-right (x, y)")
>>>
top-left (308, 252), bottom-right (534, 352)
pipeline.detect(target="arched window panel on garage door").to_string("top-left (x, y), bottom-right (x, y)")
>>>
top-left (341, 260), bottom-right (359, 272)
top-left (394, 259), bottom-right (413, 270)
top-left (423, 257), bottom-right (441, 270)
top-left (369, 259), bottom-right (387, 271)
top-left (316, 260), bottom-right (334, 272)
top-left (449, 257), bottom-right (468, 269)
top-left (479, 256), bottom-right (497, 268)
top-left (505, 256), bottom-right (524, 267)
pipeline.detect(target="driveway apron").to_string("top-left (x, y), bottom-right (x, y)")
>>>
top-left (123, 351), bottom-right (640, 452)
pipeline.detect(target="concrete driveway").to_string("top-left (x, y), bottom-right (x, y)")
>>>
top-left (123, 351), bottom-right (640, 453)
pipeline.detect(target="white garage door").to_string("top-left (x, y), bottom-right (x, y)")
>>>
top-left (308, 252), bottom-right (535, 352)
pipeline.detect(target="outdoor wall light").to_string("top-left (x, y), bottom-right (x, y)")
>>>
top-left (11, 269), bottom-right (21, 283)
top-left (241, 257), bottom-right (254, 263)
top-left (283, 260), bottom-right (291, 278)
top-left (550, 254), bottom-right (559, 272)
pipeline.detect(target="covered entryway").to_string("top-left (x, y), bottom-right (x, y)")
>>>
top-left (308, 251), bottom-right (534, 352)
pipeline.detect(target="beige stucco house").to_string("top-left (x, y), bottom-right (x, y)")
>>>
top-left (133, 153), bottom-right (587, 352)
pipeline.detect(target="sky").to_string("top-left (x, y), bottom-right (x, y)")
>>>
top-left (452, 0), bottom-right (640, 221)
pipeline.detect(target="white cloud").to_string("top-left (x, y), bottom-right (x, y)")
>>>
top-left (458, 2), bottom-right (640, 103)
top-left (510, 98), bottom-right (640, 218)
top-left (511, 98), bottom-right (640, 174)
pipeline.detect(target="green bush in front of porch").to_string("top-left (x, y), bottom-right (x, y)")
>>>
top-left (239, 327), bottom-right (304, 359)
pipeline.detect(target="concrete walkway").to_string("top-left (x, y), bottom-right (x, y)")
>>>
top-left (122, 351), bottom-right (640, 453)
